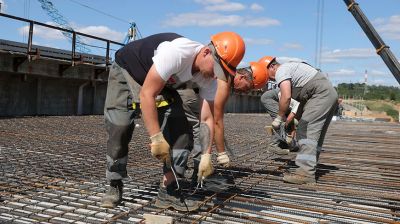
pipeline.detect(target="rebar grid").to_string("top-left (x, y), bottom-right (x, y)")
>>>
top-left (0, 114), bottom-right (399, 223)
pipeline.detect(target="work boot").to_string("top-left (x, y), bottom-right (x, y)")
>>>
top-left (268, 143), bottom-right (290, 155)
top-left (283, 171), bottom-right (316, 184)
top-left (101, 180), bottom-right (123, 208)
top-left (155, 182), bottom-right (201, 211)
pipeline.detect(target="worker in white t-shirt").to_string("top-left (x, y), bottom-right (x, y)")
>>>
top-left (101, 32), bottom-right (254, 211)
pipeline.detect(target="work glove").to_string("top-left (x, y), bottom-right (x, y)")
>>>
top-left (217, 152), bottom-right (230, 168)
top-left (272, 115), bottom-right (284, 130)
top-left (197, 153), bottom-right (214, 182)
top-left (150, 132), bottom-right (171, 167)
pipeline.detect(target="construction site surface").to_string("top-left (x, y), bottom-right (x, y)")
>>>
top-left (0, 114), bottom-right (399, 223)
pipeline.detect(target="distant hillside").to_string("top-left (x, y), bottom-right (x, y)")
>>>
top-left (337, 83), bottom-right (400, 102)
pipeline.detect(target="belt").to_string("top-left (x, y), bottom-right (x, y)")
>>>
top-left (131, 98), bottom-right (174, 110)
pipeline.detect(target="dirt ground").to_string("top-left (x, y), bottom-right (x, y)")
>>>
top-left (342, 100), bottom-right (399, 122)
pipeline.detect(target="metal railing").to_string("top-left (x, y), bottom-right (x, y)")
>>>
top-left (0, 12), bottom-right (125, 66)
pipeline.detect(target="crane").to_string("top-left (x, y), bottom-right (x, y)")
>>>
top-left (123, 22), bottom-right (137, 44)
top-left (343, 0), bottom-right (400, 84)
top-left (37, 0), bottom-right (90, 53)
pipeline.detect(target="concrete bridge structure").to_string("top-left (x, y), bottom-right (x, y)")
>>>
top-left (0, 41), bottom-right (265, 117)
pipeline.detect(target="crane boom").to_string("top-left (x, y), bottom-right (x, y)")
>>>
top-left (37, 0), bottom-right (90, 53)
top-left (344, 0), bottom-right (400, 84)
top-left (123, 22), bottom-right (137, 44)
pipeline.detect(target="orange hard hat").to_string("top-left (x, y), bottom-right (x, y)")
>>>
top-left (249, 61), bottom-right (268, 89)
top-left (258, 56), bottom-right (276, 69)
top-left (211, 31), bottom-right (245, 77)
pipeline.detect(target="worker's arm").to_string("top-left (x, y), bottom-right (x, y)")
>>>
top-left (278, 80), bottom-right (292, 118)
top-left (199, 98), bottom-right (214, 154)
top-left (197, 77), bottom-right (231, 180)
top-left (140, 65), bottom-right (170, 164)
top-left (140, 65), bottom-right (165, 136)
top-left (213, 78), bottom-right (231, 153)
top-left (286, 112), bottom-right (296, 126)
top-left (197, 96), bottom-right (215, 181)
top-left (272, 80), bottom-right (291, 130)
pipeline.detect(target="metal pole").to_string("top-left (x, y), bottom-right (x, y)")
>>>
top-left (27, 21), bottom-right (34, 61)
top-left (72, 32), bottom-right (76, 66)
top-left (344, 0), bottom-right (400, 84)
top-left (106, 40), bottom-right (110, 66)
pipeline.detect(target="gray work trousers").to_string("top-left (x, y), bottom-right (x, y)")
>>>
top-left (260, 88), bottom-right (280, 119)
top-left (260, 88), bottom-right (281, 145)
top-left (177, 89), bottom-right (202, 171)
top-left (104, 62), bottom-right (199, 181)
top-left (293, 73), bottom-right (338, 176)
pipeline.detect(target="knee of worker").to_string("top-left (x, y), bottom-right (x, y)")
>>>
top-left (105, 119), bottom-right (134, 159)
top-left (191, 144), bottom-right (202, 163)
top-left (168, 133), bottom-right (194, 152)
top-left (105, 108), bottom-right (136, 126)
top-left (169, 149), bottom-right (190, 176)
top-left (261, 92), bottom-right (279, 110)
top-left (296, 119), bottom-right (309, 141)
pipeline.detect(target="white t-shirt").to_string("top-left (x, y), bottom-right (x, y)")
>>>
top-left (152, 37), bottom-right (217, 101)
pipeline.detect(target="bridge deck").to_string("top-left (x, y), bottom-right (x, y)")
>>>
top-left (0, 114), bottom-right (399, 223)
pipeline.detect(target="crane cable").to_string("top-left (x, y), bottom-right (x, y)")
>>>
top-left (23, 0), bottom-right (31, 42)
top-left (314, 0), bottom-right (324, 69)
top-left (66, 0), bottom-right (143, 39)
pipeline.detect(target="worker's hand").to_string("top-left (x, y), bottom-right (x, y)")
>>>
top-left (217, 152), bottom-right (230, 168)
top-left (197, 153), bottom-right (214, 182)
top-left (150, 132), bottom-right (171, 165)
top-left (272, 115), bottom-right (284, 130)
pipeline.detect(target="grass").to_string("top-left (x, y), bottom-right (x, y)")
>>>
top-left (364, 101), bottom-right (399, 121)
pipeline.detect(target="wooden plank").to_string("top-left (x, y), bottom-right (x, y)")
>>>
top-left (143, 214), bottom-right (174, 224)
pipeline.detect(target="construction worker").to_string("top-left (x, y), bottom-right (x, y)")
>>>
top-left (261, 56), bottom-right (338, 184)
top-left (101, 32), bottom-right (249, 210)
top-left (235, 61), bottom-right (269, 91)
top-left (259, 57), bottom-right (300, 154)
top-left (257, 57), bottom-right (300, 155)
top-left (188, 61), bottom-right (268, 192)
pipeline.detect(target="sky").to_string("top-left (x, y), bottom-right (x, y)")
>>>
top-left (0, 0), bottom-right (399, 87)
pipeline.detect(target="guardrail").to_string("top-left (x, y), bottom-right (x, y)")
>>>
top-left (0, 12), bottom-right (125, 66)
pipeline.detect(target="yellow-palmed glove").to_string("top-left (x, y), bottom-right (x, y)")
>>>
top-left (197, 153), bottom-right (213, 182)
top-left (272, 115), bottom-right (284, 130)
top-left (217, 152), bottom-right (230, 168)
top-left (150, 132), bottom-right (171, 166)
